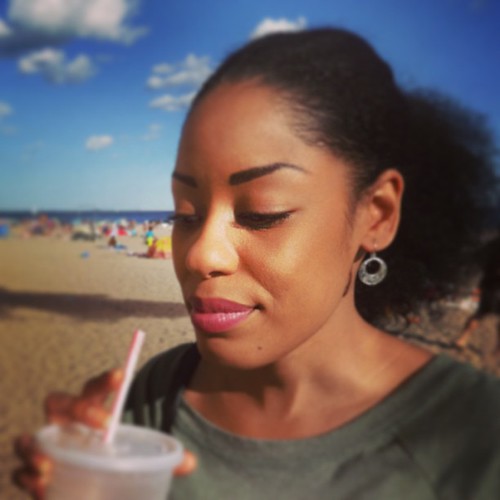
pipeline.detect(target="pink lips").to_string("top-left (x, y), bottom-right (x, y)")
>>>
top-left (189, 297), bottom-right (255, 333)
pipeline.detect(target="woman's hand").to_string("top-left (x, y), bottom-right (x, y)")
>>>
top-left (13, 433), bottom-right (52, 500)
top-left (13, 368), bottom-right (196, 498)
top-left (12, 368), bottom-right (123, 499)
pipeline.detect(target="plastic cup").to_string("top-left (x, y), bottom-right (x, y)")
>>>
top-left (36, 423), bottom-right (183, 500)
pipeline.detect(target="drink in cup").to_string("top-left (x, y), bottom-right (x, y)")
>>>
top-left (36, 423), bottom-right (183, 500)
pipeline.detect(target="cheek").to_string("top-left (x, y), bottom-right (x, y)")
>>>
top-left (240, 230), bottom-right (352, 363)
top-left (246, 217), bottom-right (353, 307)
top-left (171, 231), bottom-right (189, 283)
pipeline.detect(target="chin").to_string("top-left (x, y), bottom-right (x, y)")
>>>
top-left (195, 335), bottom-right (276, 371)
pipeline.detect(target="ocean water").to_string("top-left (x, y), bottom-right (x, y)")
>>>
top-left (0, 210), bottom-right (174, 224)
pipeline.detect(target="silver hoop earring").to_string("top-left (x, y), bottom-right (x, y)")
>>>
top-left (358, 252), bottom-right (387, 286)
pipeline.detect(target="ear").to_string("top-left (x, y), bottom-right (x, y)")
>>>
top-left (358, 169), bottom-right (404, 252)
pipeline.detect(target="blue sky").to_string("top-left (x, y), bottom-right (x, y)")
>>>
top-left (1, 0), bottom-right (499, 211)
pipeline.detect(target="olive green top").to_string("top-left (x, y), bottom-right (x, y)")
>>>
top-left (125, 344), bottom-right (500, 499)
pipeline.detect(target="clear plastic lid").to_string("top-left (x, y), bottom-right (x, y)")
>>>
top-left (36, 424), bottom-right (183, 473)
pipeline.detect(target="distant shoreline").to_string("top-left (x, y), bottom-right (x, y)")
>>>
top-left (0, 209), bottom-right (175, 224)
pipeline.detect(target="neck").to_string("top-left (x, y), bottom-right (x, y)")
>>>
top-left (184, 301), bottom-right (432, 438)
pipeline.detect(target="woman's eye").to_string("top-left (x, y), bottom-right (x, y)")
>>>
top-left (236, 211), bottom-right (292, 230)
top-left (170, 213), bottom-right (202, 226)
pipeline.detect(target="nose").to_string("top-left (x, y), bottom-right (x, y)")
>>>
top-left (183, 215), bottom-right (239, 279)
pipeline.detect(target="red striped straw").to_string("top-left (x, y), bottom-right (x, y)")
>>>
top-left (103, 329), bottom-right (146, 444)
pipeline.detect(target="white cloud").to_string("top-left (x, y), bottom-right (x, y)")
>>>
top-left (9, 0), bottom-right (147, 43)
top-left (0, 18), bottom-right (12, 37)
top-left (146, 54), bottom-right (211, 89)
top-left (142, 123), bottom-right (162, 141)
top-left (18, 48), bottom-right (96, 83)
top-left (0, 100), bottom-right (16, 134)
top-left (152, 63), bottom-right (173, 74)
top-left (250, 16), bottom-right (307, 39)
top-left (86, 135), bottom-right (114, 150)
top-left (0, 101), bottom-right (13, 118)
top-left (149, 92), bottom-right (196, 112)
top-left (0, 0), bottom-right (147, 55)
top-left (65, 54), bottom-right (96, 81)
top-left (147, 54), bottom-right (211, 113)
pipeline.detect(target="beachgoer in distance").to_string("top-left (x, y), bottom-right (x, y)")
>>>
top-left (145, 223), bottom-right (155, 247)
top-left (107, 222), bottom-right (118, 247)
top-left (14, 28), bottom-right (500, 499)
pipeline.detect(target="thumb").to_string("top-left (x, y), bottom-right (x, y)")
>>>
top-left (174, 449), bottom-right (197, 477)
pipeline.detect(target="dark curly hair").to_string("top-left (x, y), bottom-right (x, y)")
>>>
top-left (189, 27), bottom-right (499, 323)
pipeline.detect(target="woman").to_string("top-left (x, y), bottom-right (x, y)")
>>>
top-left (15, 28), bottom-right (500, 499)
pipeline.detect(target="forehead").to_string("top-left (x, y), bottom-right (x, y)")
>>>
top-left (178, 82), bottom-right (304, 166)
top-left (174, 81), bottom-right (354, 207)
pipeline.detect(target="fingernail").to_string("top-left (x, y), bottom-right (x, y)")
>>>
top-left (36, 457), bottom-right (53, 474)
top-left (86, 406), bottom-right (109, 426)
top-left (109, 369), bottom-right (124, 387)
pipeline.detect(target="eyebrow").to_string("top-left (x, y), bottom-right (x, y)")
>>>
top-left (172, 162), bottom-right (307, 188)
top-left (172, 171), bottom-right (197, 187)
top-left (229, 163), bottom-right (307, 186)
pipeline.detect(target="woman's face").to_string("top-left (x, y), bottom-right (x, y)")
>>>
top-left (172, 81), bottom-right (367, 369)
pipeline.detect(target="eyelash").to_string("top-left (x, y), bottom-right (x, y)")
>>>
top-left (236, 211), bottom-right (292, 230)
top-left (169, 213), bottom-right (201, 226)
top-left (170, 211), bottom-right (292, 231)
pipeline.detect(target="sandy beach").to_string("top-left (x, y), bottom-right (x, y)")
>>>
top-left (1, 235), bottom-right (498, 499)
top-left (0, 235), bottom-right (193, 499)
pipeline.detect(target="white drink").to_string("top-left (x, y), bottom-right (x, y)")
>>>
top-left (37, 423), bottom-right (183, 500)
